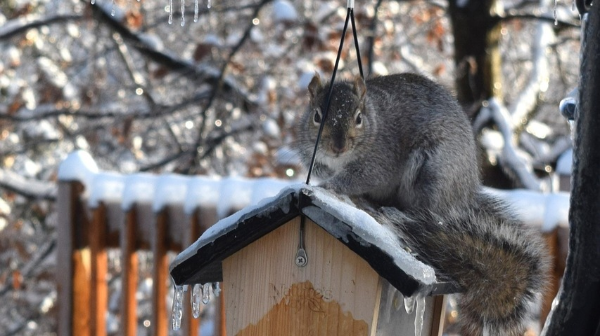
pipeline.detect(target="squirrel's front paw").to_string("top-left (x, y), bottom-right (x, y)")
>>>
top-left (318, 181), bottom-right (342, 193)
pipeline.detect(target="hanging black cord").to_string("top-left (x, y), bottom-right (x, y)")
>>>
top-left (350, 8), bottom-right (364, 79)
top-left (304, 8), bottom-right (353, 185)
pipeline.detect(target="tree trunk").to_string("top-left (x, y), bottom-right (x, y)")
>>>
top-left (447, 0), bottom-right (503, 116)
top-left (541, 4), bottom-right (600, 335)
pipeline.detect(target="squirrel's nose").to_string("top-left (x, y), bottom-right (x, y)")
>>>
top-left (330, 143), bottom-right (347, 155)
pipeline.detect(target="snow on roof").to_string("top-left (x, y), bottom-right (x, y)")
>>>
top-left (302, 187), bottom-right (437, 285)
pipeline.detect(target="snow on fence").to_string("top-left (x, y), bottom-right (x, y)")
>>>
top-left (56, 150), bottom-right (571, 335)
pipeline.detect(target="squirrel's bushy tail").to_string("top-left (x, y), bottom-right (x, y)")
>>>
top-left (371, 193), bottom-right (549, 336)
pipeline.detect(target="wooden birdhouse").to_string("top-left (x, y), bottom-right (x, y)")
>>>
top-left (170, 185), bottom-right (459, 335)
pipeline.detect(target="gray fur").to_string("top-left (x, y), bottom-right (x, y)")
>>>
top-left (295, 73), bottom-right (479, 213)
top-left (294, 73), bottom-right (549, 335)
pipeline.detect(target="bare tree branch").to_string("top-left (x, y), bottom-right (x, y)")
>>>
top-left (0, 169), bottom-right (56, 200)
top-left (0, 14), bottom-right (82, 40)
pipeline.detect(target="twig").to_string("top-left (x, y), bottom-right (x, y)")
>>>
top-left (0, 14), bottom-right (82, 40)
top-left (0, 169), bottom-right (56, 200)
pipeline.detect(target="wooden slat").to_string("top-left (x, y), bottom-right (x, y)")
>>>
top-left (90, 204), bottom-right (108, 336)
top-left (223, 218), bottom-right (381, 335)
top-left (429, 295), bottom-right (447, 336)
top-left (57, 182), bottom-right (76, 336)
top-left (182, 211), bottom-right (200, 336)
top-left (541, 229), bottom-right (561, 327)
top-left (72, 249), bottom-right (91, 336)
top-left (152, 210), bottom-right (169, 336)
top-left (58, 181), bottom-right (88, 336)
top-left (121, 208), bottom-right (139, 336)
top-left (219, 286), bottom-right (227, 336)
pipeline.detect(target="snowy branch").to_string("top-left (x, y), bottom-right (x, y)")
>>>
top-left (0, 92), bottom-right (211, 122)
top-left (0, 169), bottom-right (56, 200)
top-left (480, 98), bottom-right (545, 191)
top-left (0, 14), bottom-right (82, 40)
top-left (507, 2), bottom-right (555, 132)
top-left (494, 12), bottom-right (579, 28)
top-left (90, 3), bottom-right (259, 109)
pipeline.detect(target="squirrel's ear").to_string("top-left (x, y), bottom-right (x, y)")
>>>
top-left (353, 76), bottom-right (366, 100)
top-left (308, 72), bottom-right (322, 99)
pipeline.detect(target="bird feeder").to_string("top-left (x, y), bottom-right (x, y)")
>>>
top-left (170, 185), bottom-right (459, 335)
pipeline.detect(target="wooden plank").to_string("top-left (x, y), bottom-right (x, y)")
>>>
top-left (429, 295), bottom-right (447, 336)
top-left (57, 182), bottom-right (76, 336)
top-left (541, 229), bottom-right (560, 327)
top-left (222, 217), bottom-right (381, 336)
top-left (57, 181), bottom-right (88, 336)
top-left (152, 210), bottom-right (169, 336)
top-left (218, 285), bottom-right (226, 336)
top-left (90, 204), bottom-right (108, 336)
top-left (72, 248), bottom-right (91, 336)
top-left (120, 208), bottom-right (139, 336)
top-left (182, 210), bottom-right (200, 336)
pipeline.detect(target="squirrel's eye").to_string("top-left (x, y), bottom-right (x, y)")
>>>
top-left (355, 110), bottom-right (362, 126)
top-left (313, 108), bottom-right (322, 125)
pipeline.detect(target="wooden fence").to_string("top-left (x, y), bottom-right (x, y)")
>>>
top-left (57, 180), bottom-right (229, 336)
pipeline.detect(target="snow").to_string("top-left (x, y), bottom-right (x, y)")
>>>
top-left (152, 174), bottom-right (190, 212)
top-left (556, 148), bottom-right (573, 175)
top-left (170, 185), bottom-right (301, 272)
top-left (484, 187), bottom-right (570, 232)
top-left (57, 151), bottom-right (296, 213)
top-left (262, 118), bottom-right (281, 138)
top-left (121, 173), bottom-right (157, 210)
top-left (272, 0), bottom-right (298, 22)
top-left (303, 187), bottom-right (437, 285)
top-left (184, 176), bottom-right (222, 214)
top-left (88, 172), bottom-right (125, 208)
top-left (57, 150), bottom-right (99, 188)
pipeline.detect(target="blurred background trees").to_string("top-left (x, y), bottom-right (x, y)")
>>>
top-left (0, 0), bottom-right (581, 334)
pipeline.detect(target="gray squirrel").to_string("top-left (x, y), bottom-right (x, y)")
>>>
top-left (294, 73), bottom-right (549, 336)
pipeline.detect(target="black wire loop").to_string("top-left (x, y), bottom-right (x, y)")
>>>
top-left (304, 6), bottom-right (364, 185)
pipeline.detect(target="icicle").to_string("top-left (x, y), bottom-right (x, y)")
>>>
top-left (414, 295), bottom-right (425, 336)
top-left (191, 284), bottom-right (202, 318)
top-left (404, 295), bottom-right (416, 314)
top-left (194, 0), bottom-right (199, 22)
top-left (171, 285), bottom-right (184, 330)
top-left (212, 282), bottom-right (221, 297)
top-left (202, 283), bottom-right (211, 304)
top-left (207, 0), bottom-right (211, 9)
top-left (181, 0), bottom-right (185, 26)
top-left (111, 0), bottom-right (116, 16)
top-left (168, 0), bottom-right (173, 24)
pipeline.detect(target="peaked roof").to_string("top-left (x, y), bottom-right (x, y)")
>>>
top-left (169, 185), bottom-right (459, 297)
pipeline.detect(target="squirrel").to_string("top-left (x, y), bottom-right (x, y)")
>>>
top-left (295, 72), bottom-right (480, 214)
top-left (294, 72), bottom-right (549, 335)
